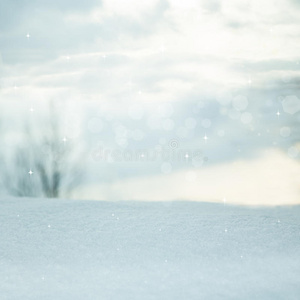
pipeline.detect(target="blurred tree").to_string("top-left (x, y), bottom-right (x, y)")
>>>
top-left (1, 102), bottom-right (84, 198)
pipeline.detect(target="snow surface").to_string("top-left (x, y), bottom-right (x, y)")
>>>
top-left (0, 197), bottom-right (300, 299)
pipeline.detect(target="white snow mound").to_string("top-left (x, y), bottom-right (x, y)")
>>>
top-left (0, 197), bottom-right (299, 299)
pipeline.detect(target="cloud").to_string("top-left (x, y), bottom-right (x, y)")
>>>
top-left (1, 0), bottom-right (300, 193)
top-left (0, 0), bottom-right (172, 66)
top-left (0, 0), bottom-right (102, 31)
top-left (201, 0), bottom-right (221, 14)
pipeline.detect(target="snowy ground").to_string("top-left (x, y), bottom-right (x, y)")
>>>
top-left (0, 198), bottom-right (300, 299)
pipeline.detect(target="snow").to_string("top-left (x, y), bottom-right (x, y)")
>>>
top-left (76, 149), bottom-right (300, 206)
top-left (1, 197), bottom-right (300, 299)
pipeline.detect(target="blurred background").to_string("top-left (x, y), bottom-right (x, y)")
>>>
top-left (0, 0), bottom-right (300, 205)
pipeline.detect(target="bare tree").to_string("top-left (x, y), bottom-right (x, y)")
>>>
top-left (1, 146), bottom-right (37, 197)
top-left (1, 102), bottom-right (84, 198)
top-left (0, 117), bottom-right (4, 194)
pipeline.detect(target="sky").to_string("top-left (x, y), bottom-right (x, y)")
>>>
top-left (0, 0), bottom-right (300, 204)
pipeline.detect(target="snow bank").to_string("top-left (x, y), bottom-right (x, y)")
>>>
top-left (79, 148), bottom-right (300, 205)
top-left (0, 197), bottom-right (299, 299)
